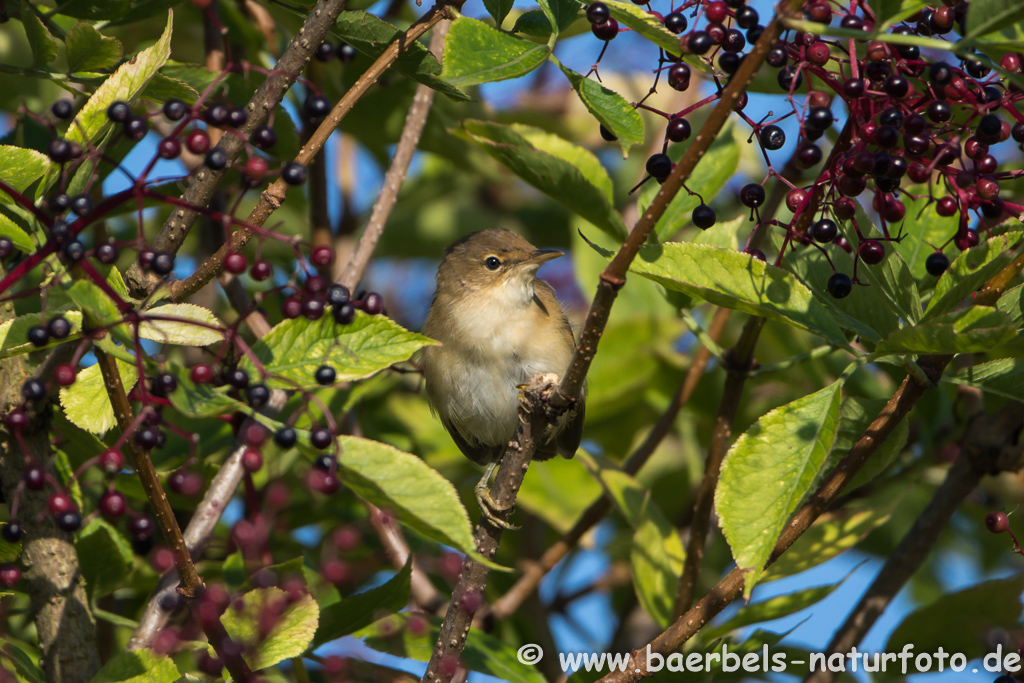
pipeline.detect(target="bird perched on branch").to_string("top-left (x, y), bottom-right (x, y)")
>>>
top-left (421, 229), bottom-right (585, 526)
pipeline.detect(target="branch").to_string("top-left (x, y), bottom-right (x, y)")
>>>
top-left (553, 1), bottom-right (792, 409)
top-left (96, 348), bottom-right (253, 681)
top-left (803, 400), bottom-right (1024, 683)
top-left (124, 0), bottom-right (351, 296)
top-left (339, 21), bottom-right (448, 291)
top-left (166, 2), bottom-right (454, 303)
top-left (487, 306), bottom-right (731, 622)
top-left (95, 348), bottom-right (204, 598)
top-left (368, 503), bottom-right (444, 612)
top-left (421, 373), bottom-right (561, 681)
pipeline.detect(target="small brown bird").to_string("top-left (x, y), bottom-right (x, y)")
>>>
top-left (421, 229), bottom-right (585, 524)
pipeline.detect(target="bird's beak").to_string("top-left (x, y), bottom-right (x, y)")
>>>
top-left (524, 249), bottom-right (563, 266)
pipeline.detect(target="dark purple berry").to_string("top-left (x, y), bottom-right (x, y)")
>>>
top-left (826, 272), bottom-right (852, 298)
top-left (925, 252), bottom-right (949, 277)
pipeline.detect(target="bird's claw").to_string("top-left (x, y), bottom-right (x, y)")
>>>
top-left (475, 480), bottom-right (519, 530)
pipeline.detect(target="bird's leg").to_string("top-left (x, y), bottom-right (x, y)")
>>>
top-left (475, 459), bottom-right (519, 530)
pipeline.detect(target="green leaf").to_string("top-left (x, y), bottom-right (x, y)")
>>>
top-left (925, 232), bottom-right (1021, 319)
top-left (0, 534), bottom-right (21, 563)
top-left (511, 10), bottom-right (559, 38)
top-left (356, 613), bottom-right (547, 683)
top-left (631, 494), bottom-right (685, 628)
top-left (965, 0), bottom-right (1024, 40)
top-left (537, 0), bottom-right (580, 36)
top-left (997, 283), bottom-right (1024, 326)
top-left (4, 641), bottom-right (45, 683)
top-left (139, 303), bottom-right (224, 346)
top-left (893, 185), bottom-right (959, 281)
top-left (65, 278), bottom-right (130, 343)
top-left (333, 436), bottom-right (482, 562)
top-left (763, 506), bottom-right (892, 582)
top-left (636, 124), bottom-right (740, 241)
top-left (459, 120), bottom-right (628, 240)
top-left (945, 358), bottom-right (1024, 401)
top-left (21, 7), bottom-right (59, 68)
top-left (592, 240), bottom-right (849, 346)
top-left (483, 0), bottom-right (515, 27)
top-left (65, 22), bottom-right (124, 73)
top-left (716, 381), bottom-right (843, 598)
top-left (313, 559), bottom-right (411, 648)
top-left (59, 356), bottom-right (138, 434)
top-left (75, 518), bottom-right (132, 599)
top-left (875, 306), bottom-right (1016, 355)
top-left (887, 573), bottom-right (1024, 659)
top-left (556, 61), bottom-right (644, 153)
top-left (703, 583), bottom-right (840, 640)
top-left (219, 588), bottom-right (318, 670)
top-left (0, 213), bottom-right (36, 253)
top-left (848, 206), bottom-right (922, 325)
top-left (441, 16), bottom-right (550, 87)
top-left (243, 312), bottom-right (434, 389)
top-left (820, 396), bottom-right (908, 493)
top-left (578, 453), bottom-right (684, 627)
top-left (330, 11), bottom-right (471, 101)
top-left (52, 0), bottom-right (130, 20)
top-left (0, 146), bottom-right (51, 208)
top-left (89, 648), bottom-right (179, 683)
top-left (0, 311), bottom-right (83, 359)
top-left (65, 11), bottom-right (173, 149)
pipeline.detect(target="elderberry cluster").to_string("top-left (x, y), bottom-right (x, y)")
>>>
top-left (584, 0), bottom-right (1024, 298)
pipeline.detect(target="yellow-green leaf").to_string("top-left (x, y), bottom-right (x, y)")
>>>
top-left (717, 381), bottom-right (843, 598)
top-left (59, 357), bottom-right (138, 434)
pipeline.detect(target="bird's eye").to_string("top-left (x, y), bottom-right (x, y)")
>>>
top-left (484, 256), bottom-right (501, 270)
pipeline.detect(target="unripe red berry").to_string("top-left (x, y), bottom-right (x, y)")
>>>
top-left (986, 511), bottom-right (1010, 534)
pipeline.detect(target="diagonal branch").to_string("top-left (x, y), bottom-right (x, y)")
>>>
top-left (674, 116), bottom-right (856, 616)
top-left (125, 0), bottom-right (350, 296)
top-left (167, 2), bottom-right (456, 303)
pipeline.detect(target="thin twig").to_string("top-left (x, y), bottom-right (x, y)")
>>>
top-left (421, 374), bottom-right (562, 681)
top-left (339, 21), bottom-right (449, 291)
top-left (368, 503), bottom-right (444, 612)
top-left (486, 306), bottom-right (730, 622)
top-left (803, 401), bottom-right (1024, 683)
top-left (167, 2), bottom-right (455, 303)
